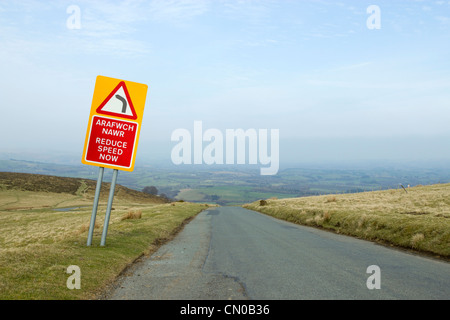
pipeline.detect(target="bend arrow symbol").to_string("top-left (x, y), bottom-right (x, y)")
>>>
top-left (96, 81), bottom-right (138, 120)
top-left (115, 94), bottom-right (127, 114)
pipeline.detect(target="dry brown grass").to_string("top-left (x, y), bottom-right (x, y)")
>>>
top-left (323, 211), bottom-right (331, 222)
top-left (77, 221), bottom-right (101, 235)
top-left (411, 233), bottom-right (425, 248)
top-left (0, 179), bottom-right (209, 299)
top-left (120, 210), bottom-right (142, 221)
top-left (0, 172), bottom-right (168, 204)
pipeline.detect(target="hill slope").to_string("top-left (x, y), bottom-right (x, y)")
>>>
top-left (0, 171), bottom-right (168, 205)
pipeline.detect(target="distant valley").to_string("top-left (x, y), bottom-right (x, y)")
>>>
top-left (2, 158), bottom-right (450, 205)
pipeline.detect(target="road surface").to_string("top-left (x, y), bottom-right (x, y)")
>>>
top-left (107, 207), bottom-right (450, 300)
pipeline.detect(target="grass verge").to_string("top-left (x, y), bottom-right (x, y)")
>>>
top-left (243, 184), bottom-right (450, 259)
top-left (0, 187), bottom-right (210, 300)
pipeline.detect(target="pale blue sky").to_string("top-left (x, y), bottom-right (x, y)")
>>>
top-left (1, 0), bottom-right (449, 165)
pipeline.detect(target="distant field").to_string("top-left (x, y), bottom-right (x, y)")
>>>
top-left (175, 186), bottom-right (293, 205)
top-left (175, 188), bottom-right (206, 202)
top-left (244, 184), bottom-right (450, 259)
top-left (0, 172), bottom-right (209, 299)
top-left (4, 159), bottom-right (450, 205)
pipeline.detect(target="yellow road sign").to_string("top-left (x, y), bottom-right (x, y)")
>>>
top-left (82, 75), bottom-right (148, 172)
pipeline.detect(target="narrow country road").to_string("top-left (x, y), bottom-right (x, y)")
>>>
top-left (107, 207), bottom-right (450, 300)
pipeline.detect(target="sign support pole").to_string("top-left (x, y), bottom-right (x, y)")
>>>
top-left (82, 76), bottom-right (148, 247)
top-left (87, 166), bottom-right (104, 246)
top-left (100, 169), bottom-right (119, 246)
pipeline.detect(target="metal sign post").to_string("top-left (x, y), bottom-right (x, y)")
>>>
top-left (100, 169), bottom-right (119, 246)
top-left (86, 166), bottom-right (104, 246)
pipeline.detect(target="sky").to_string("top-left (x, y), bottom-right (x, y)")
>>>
top-left (0, 0), bottom-right (450, 168)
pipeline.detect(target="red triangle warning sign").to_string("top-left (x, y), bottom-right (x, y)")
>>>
top-left (96, 81), bottom-right (138, 120)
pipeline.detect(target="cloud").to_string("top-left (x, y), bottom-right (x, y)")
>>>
top-left (435, 15), bottom-right (450, 24)
top-left (0, 0), bottom-right (214, 59)
top-left (147, 0), bottom-right (210, 23)
top-left (327, 62), bottom-right (374, 72)
top-left (220, 0), bottom-right (275, 22)
top-left (63, 0), bottom-right (213, 55)
top-left (0, 1), bottom-right (154, 58)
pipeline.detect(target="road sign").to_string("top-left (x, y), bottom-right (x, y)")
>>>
top-left (82, 75), bottom-right (148, 172)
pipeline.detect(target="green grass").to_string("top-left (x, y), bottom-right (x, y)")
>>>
top-left (0, 200), bottom-right (209, 300)
top-left (0, 173), bottom-right (210, 299)
top-left (176, 186), bottom-right (294, 205)
top-left (175, 188), bottom-right (206, 202)
top-left (243, 184), bottom-right (450, 259)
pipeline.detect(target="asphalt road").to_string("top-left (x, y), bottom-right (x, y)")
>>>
top-left (108, 207), bottom-right (450, 300)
